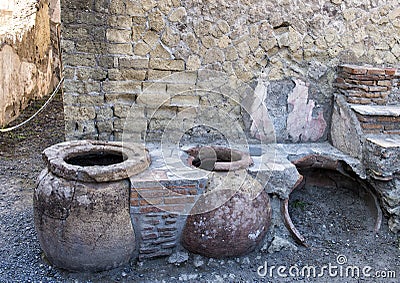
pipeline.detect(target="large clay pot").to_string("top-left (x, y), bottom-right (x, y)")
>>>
top-left (181, 149), bottom-right (272, 258)
top-left (34, 140), bottom-right (150, 272)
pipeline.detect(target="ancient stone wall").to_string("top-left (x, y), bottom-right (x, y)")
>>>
top-left (0, 0), bottom-right (61, 127)
top-left (61, 0), bottom-right (400, 142)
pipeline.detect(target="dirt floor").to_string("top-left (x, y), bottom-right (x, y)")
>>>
top-left (0, 93), bottom-right (400, 282)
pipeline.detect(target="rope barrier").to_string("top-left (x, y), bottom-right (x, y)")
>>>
top-left (0, 77), bottom-right (64, 133)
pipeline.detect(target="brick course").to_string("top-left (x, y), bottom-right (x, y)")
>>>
top-left (335, 65), bottom-right (396, 105)
top-left (130, 175), bottom-right (206, 260)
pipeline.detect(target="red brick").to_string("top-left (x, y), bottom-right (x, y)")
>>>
top-left (136, 186), bottom-right (165, 191)
top-left (355, 113), bottom-right (375, 122)
top-left (166, 185), bottom-right (197, 190)
top-left (143, 226), bottom-right (155, 231)
top-left (385, 68), bottom-right (397, 76)
top-left (379, 92), bottom-right (389, 98)
top-left (144, 219), bottom-right (160, 225)
top-left (164, 196), bottom-right (196, 204)
top-left (367, 68), bottom-right (386, 75)
top-left (162, 213), bottom-right (178, 219)
top-left (140, 206), bottom-right (163, 213)
top-left (188, 189), bottom-right (198, 195)
top-left (139, 189), bottom-right (169, 198)
top-left (346, 97), bottom-right (372, 104)
top-left (363, 129), bottom-right (381, 134)
top-left (347, 79), bottom-right (376, 86)
top-left (335, 83), bottom-right (369, 91)
top-left (131, 199), bottom-right (139, 206)
top-left (341, 65), bottom-right (367, 75)
top-left (376, 116), bottom-right (400, 122)
top-left (140, 198), bottom-right (163, 206)
top-left (365, 92), bottom-right (382, 98)
top-left (374, 98), bottom-right (388, 105)
top-left (346, 90), bottom-right (367, 98)
top-left (157, 204), bottom-right (186, 214)
top-left (361, 123), bottom-right (383, 130)
top-left (161, 242), bottom-right (176, 249)
top-left (334, 77), bottom-right (346, 84)
top-left (131, 191), bottom-right (139, 198)
top-left (377, 80), bottom-right (392, 87)
top-left (159, 231), bottom-right (177, 237)
top-left (384, 130), bottom-right (400, 135)
top-left (157, 227), bottom-right (177, 232)
top-left (169, 189), bottom-right (189, 196)
top-left (369, 85), bottom-right (388, 92)
top-left (341, 73), bottom-right (386, 81)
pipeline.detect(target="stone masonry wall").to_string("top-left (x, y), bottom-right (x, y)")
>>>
top-left (0, 0), bottom-right (61, 127)
top-left (61, 0), bottom-right (400, 142)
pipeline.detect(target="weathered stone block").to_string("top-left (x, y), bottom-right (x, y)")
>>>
top-left (149, 59), bottom-right (185, 71)
top-left (103, 81), bottom-right (142, 94)
top-left (142, 82), bottom-right (167, 93)
top-left (170, 95), bottom-right (199, 107)
top-left (64, 105), bottom-right (96, 120)
top-left (167, 84), bottom-right (195, 94)
top-left (114, 117), bottom-right (148, 132)
top-left (137, 92), bottom-right (171, 106)
top-left (107, 43), bottom-right (133, 55)
top-left (114, 103), bottom-right (145, 119)
top-left (186, 55), bottom-right (201, 71)
top-left (61, 39), bottom-right (75, 53)
top-left (97, 56), bottom-right (115, 68)
top-left (108, 69), bottom-right (147, 81)
top-left (109, 0), bottom-right (126, 14)
top-left (143, 30), bottom-right (159, 48)
top-left (76, 94), bottom-right (105, 105)
top-left (363, 135), bottom-right (400, 178)
top-left (169, 7), bottom-right (187, 22)
top-left (105, 93), bottom-right (136, 104)
top-left (148, 10), bottom-right (165, 32)
top-left (134, 42), bottom-right (151, 56)
top-left (76, 67), bottom-right (107, 81)
top-left (119, 58), bottom-right (149, 69)
top-left (106, 29), bottom-right (132, 43)
top-left (125, 1), bottom-right (146, 16)
top-left (161, 26), bottom-right (180, 46)
top-left (108, 16), bottom-right (132, 28)
top-left (63, 54), bottom-right (96, 67)
top-left (146, 107), bottom-right (177, 120)
top-left (147, 70), bottom-right (172, 80)
top-left (63, 80), bottom-right (101, 94)
top-left (150, 44), bottom-right (171, 59)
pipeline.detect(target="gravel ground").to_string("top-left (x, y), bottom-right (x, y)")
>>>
top-left (0, 93), bottom-right (400, 282)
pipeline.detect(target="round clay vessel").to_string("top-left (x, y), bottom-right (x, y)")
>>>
top-left (34, 140), bottom-right (150, 272)
top-left (182, 148), bottom-right (272, 258)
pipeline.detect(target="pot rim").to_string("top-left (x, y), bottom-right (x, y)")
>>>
top-left (42, 140), bottom-right (150, 182)
top-left (185, 145), bottom-right (253, 171)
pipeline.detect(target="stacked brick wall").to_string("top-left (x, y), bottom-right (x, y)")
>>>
top-left (334, 65), bottom-right (397, 105)
top-left (130, 177), bottom-right (206, 260)
top-left (355, 112), bottom-right (400, 135)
